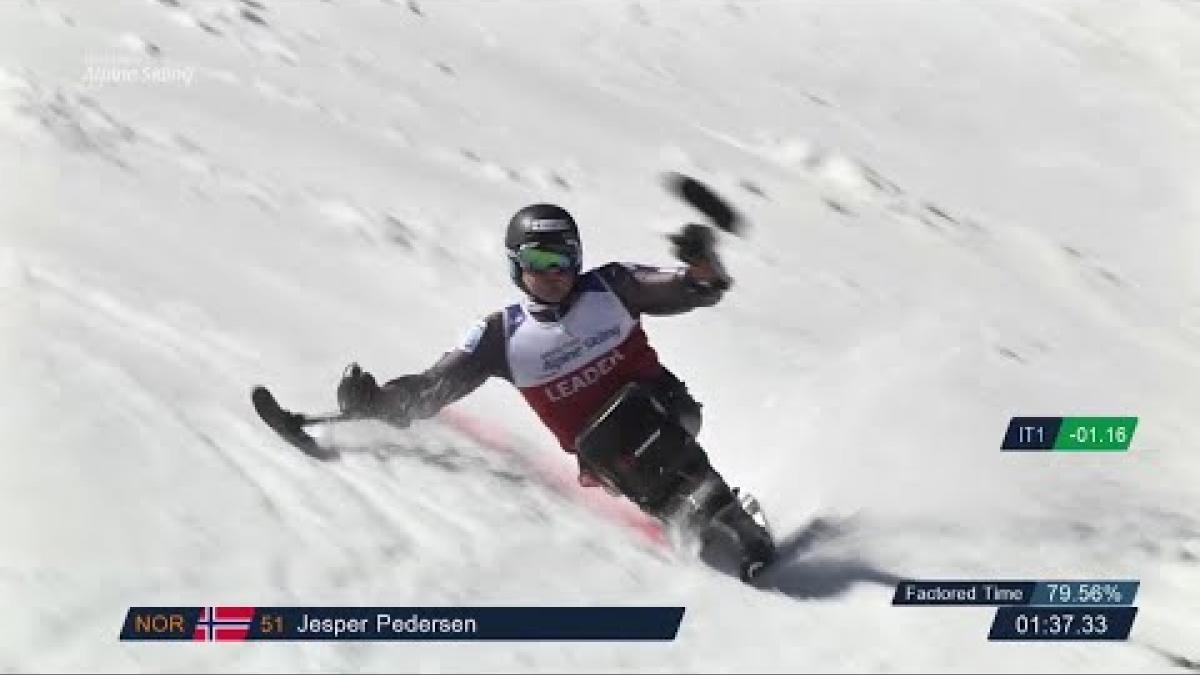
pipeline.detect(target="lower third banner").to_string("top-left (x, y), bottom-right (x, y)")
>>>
top-left (119, 606), bottom-right (685, 641)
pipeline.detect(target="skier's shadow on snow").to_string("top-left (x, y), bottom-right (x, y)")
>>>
top-left (700, 515), bottom-right (904, 600)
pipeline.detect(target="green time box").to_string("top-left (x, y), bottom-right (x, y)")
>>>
top-left (1001, 417), bottom-right (1138, 452)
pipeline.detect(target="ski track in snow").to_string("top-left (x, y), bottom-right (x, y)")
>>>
top-left (3, 0), bottom-right (1199, 672)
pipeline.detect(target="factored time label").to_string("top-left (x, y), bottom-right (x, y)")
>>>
top-left (894, 580), bottom-right (1140, 641)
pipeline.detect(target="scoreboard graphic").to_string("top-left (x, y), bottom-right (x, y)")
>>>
top-left (893, 580), bottom-right (1140, 641)
top-left (120, 607), bottom-right (686, 642)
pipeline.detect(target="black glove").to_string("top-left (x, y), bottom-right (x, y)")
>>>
top-left (337, 363), bottom-right (381, 417)
top-left (668, 223), bottom-right (717, 265)
top-left (670, 223), bottom-right (732, 292)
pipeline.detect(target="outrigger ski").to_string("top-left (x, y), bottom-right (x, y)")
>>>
top-left (250, 386), bottom-right (341, 460)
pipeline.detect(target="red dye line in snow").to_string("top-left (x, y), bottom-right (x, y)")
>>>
top-left (437, 407), bottom-right (666, 547)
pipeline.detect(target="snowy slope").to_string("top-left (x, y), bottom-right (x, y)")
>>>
top-left (3, 0), bottom-right (1199, 671)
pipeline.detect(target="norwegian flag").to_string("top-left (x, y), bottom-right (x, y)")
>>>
top-left (192, 606), bottom-right (255, 642)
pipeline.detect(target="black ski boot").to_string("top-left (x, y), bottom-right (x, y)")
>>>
top-left (739, 536), bottom-right (776, 582)
top-left (711, 488), bottom-right (776, 582)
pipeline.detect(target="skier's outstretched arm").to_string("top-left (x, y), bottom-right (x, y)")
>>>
top-left (598, 223), bottom-right (731, 316)
top-left (337, 313), bottom-right (507, 424)
top-left (595, 264), bottom-right (721, 316)
top-left (597, 228), bottom-right (728, 316)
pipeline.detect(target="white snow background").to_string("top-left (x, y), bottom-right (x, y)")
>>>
top-left (2, 0), bottom-right (1199, 672)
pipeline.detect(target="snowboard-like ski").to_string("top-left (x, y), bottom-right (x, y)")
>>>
top-left (250, 386), bottom-right (339, 460)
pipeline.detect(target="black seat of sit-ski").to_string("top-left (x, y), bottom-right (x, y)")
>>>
top-left (575, 382), bottom-right (701, 505)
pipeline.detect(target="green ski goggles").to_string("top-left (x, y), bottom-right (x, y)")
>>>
top-left (513, 244), bottom-right (578, 273)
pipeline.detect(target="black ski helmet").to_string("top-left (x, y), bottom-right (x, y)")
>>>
top-left (504, 203), bottom-right (583, 291)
